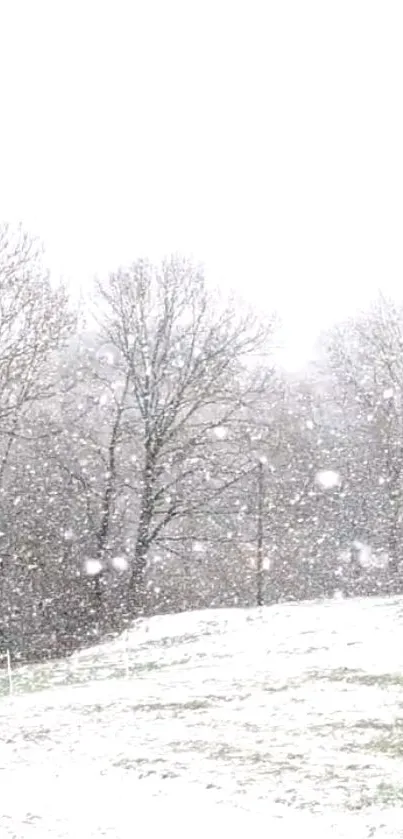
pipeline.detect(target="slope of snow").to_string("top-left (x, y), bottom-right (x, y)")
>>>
top-left (1, 596), bottom-right (403, 837)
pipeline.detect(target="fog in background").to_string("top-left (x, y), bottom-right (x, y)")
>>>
top-left (1, 0), bottom-right (402, 367)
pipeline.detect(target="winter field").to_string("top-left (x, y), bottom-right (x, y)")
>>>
top-left (1, 596), bottom-right (403, 837)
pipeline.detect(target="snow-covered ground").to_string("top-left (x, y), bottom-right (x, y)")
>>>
top-left (1, 596), bottom-right (403, 837)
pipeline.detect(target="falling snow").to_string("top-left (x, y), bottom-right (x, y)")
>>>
top-left (192, 541), bottom-right (205, 553)
top-left (1, 213), bottom-right (403, 836)
top-left (213, 425), bottom-right (228, 439)
top-left (315, 470), bottom-right (341, 489)
top-left (84, 559), bottom-right (103, 576)
top-left (110, 555), bottom-right (129, 572)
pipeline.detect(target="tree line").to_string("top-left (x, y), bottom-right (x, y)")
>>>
top-left (0, 223), bottom-right (402, 663)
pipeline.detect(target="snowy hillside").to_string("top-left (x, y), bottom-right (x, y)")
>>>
top-left (1, 596), bottom-right (403, 837)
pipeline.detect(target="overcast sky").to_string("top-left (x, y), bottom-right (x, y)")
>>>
top-left (0, 0), bottom-right (402, 368)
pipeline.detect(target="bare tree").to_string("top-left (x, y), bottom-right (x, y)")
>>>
top-left (321, 294), bottom-right (403, 574)
top-left (94, 256), bottom-right (276, 616)
top-left (0, 223), bottom-right (78, 657)
top-left (0, 223), bottom-right (75, 483)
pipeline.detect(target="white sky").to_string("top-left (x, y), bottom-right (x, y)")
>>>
top-left (0, 0), bottom-right (402, 369)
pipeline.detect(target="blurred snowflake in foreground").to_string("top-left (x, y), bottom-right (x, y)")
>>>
top-left (213, 425), bottom-right (227, 439)
top-left (84, 559), bottom-right (103, 576)
top-left (315, 469), bottom-right (341, 489)
top-left (111, 555), bottom-right (129, 572)
top-left (192, 541), bottom-right (205, 553)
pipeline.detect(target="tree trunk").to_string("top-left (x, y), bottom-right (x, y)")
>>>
top-left (126, 504), bottom-right (152, 618)
top-left (256, 460), bottom-right (264, 607)
top-left (387, 477), bottom-right (401, 575)
top-left (126, 450), bottom-right (156, 618)
top-left (126, 548), bottom-right (148, 619)
top-left (388, 517), bottom-right (400, 574)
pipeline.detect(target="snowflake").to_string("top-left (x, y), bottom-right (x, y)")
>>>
top-left (111, 555), bottom-right (129, 572)
top-left (193, 541), bottom-right (205, 553)
top-left (84, 559), bottom-right (103, 576)
top-left (315, 470), bottom-right (341, 489)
